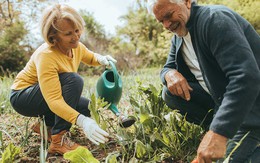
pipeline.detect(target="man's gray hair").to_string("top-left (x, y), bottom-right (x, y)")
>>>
top-left (147, 0), bottom-right (197, 14)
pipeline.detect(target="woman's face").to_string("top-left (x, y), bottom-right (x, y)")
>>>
top-left (153, 0), bottom-right (191, 37)
top-left (55, 19), bottom-right (81, 51)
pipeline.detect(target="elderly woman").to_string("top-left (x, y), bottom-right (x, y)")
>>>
top-left (9, 4), bottom-right (115, 155)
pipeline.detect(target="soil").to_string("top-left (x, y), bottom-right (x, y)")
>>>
top-left (0, 111), bottom-right (122, 163)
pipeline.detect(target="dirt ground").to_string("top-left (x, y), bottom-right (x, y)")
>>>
top-left (0, 111), bottom-right (122, 163)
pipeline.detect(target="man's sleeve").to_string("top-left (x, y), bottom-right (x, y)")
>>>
top-left (160, 37), bottom-right (178, 86)
top-left (204, 9), bottom-right (260, 138)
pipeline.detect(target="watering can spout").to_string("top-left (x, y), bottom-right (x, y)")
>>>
top-left (110, 104), bottom-right (120, 116)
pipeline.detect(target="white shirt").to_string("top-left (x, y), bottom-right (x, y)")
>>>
top-left (182, 32), bottom-right (210, 94)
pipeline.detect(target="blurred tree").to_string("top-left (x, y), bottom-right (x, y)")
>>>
top-left (1, 0), bottom-right (258, 74)
top-left (0, 21), bottom-right (27, 73)
top-left (199, 0), bottom-right (260, 34)
top-left (0, 0), bottom-right (52, 74)
top-left (0, 0), bottom-right (28, 73)
top-left (112, 0), bottom-right (259, 70)
top-left (108, 1), bottom-right (172, 70)
top-left (78, 10), bottom-right (113, 74)
top-left (80, 10), bottom-right (110, 53)
top-left (2, 0), bottom-right (54, 48)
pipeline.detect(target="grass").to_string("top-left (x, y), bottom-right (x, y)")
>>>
top-left (0, 67), bottom-right (204, 162)
top-left (0, 74), bottom-right (16, 114)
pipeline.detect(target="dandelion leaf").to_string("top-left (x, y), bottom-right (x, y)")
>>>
top-left (63, 146), bottom-right (99, 163)
top-left (135, 140), bottom-right (147, 159)
top-left (105, 152), bottom-right (118, 163)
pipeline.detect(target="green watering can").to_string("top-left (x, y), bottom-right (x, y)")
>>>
top-left (96, 61), bottom-right (135, 128)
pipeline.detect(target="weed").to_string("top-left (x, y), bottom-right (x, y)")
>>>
top-left (0, 74), bottom-right (15, 114)
top-left (110, 82), bottom-right (204, 162)
top-left (39, 117), bottom-right (48, 163)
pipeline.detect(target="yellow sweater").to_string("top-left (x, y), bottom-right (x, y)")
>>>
top-left (11, 42), bottom-right (100, 124)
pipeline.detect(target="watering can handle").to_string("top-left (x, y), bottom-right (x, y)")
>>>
top-left (109, 61), bottom-right (119, 86)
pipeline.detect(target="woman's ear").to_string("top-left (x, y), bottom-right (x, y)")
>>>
top-left (49, 37), bottom-right (55, 43)
top-left (49, 36), bottom-right (58, 44)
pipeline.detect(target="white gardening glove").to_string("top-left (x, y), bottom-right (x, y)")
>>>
top-left (94, 53), bottom-right (117, 66)
top-left (76, 114), bottom-right (109, 145)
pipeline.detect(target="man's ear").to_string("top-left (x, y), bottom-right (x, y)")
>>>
top-left (185, 0), bottom-right (192, 9)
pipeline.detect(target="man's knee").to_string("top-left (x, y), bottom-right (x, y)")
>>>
top-left (162, 85), bottom-right (213, 127)
top-left (162, 86), bottom-right (180, 109)
top-left (162, 86), bottom-right (167, 101)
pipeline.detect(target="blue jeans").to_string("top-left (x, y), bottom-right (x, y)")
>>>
top-left (10, 72), bottom-right (90, 135)
top-left (162, 81), bottom-right (260, 162)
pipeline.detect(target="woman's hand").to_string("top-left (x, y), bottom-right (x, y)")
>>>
top-left (76, 114), bottom-right (109, 145)
top-left (94, 53), bottom-right (117, 66)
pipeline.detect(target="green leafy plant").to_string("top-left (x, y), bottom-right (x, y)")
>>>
top-left (63, 146), bottom-right (99, 163)
top-left (105, 152), bottom-right (120, 163)
top-left (88, 93), bottom-right (114, 132)
top-left (113, 82), bottom-right (204, 162)
top-left (0, 75), bottom-right (15, 114)
top-left (0, 131), bottom-right (2, 151)
top-left (223, 132), bottom-right (250, 163)
top-left (1, 68), bottom-right (205, 162)
top-left (0, 143), bottom-right (21, 163)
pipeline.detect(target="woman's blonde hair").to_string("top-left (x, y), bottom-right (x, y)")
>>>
top-left (40, 4), bottom-right (85, 46)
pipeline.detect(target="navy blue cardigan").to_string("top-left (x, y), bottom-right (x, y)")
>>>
top-left (160, 3), bottom-right (260, 138)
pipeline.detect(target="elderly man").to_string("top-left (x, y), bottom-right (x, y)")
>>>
top-left (149, 0), bottom-right (260, 162)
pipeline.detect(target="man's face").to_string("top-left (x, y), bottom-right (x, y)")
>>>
top-left (153, 0), bottom-right (191, 37)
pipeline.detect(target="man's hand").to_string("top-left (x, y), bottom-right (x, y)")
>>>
top-left (197, 130), bottom-right (228, 163)
top-left (165, 70), bottom-right (193, 101)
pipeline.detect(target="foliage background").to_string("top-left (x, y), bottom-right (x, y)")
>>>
top-left (0, 0), bottom-right (259, 74)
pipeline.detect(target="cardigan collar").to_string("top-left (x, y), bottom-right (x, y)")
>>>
top-left (186, 2), bottom-right (200, 30)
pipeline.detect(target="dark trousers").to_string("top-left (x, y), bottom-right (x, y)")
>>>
top-left (162, 81), bottom-right (260, 162)
top-left (162, 81), bottom-right (215, 128)
top-left (10, 72), bottom-right (90, 135)
top-left (225, 129), bottom-right (260, 163)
